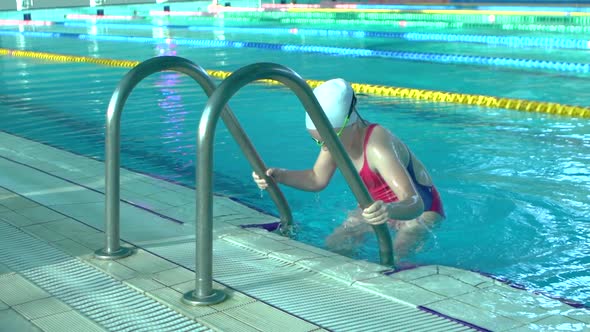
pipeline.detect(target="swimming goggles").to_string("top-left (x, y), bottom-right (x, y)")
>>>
top-left (312, 94), bottom-right (357, 147)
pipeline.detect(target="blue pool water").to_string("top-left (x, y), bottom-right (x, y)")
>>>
top-left (0, 19), bottom-right (589, 307)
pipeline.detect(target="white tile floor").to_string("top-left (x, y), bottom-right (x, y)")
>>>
top-left (0, 131), bottom-right (589, 332)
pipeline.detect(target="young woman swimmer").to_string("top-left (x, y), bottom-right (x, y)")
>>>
top-left (252, 79), bottom-right (445, 262)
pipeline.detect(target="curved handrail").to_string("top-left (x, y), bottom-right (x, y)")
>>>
top-left (184, 62), bottom-right (394, 305)
top-left (95, 56), bottom-right (293, 262)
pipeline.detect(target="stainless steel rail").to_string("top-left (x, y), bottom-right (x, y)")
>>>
top-left (96, 56), bottom-right (293, 263)
top-left (183, 62), bottom-right (394, 306)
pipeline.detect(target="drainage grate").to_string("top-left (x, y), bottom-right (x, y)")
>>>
top-left (222, 267), bottom-right (474, 332)
top-left (0, 221), bottom-right (210, 332)
top-left (153, 239), bottom-right (479, 332)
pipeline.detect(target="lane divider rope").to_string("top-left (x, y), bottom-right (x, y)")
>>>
top-left (58, 22), bottom-right (590, 50)
top-left (1, 30), bottom-right (589, 74)
top-left (1, 48), bottom-right (588, 118)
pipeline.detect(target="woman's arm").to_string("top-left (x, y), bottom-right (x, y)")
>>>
top-left (269, 148), bottom-right (337, 192)
top-left (366, 126), bottom-right (424, 220)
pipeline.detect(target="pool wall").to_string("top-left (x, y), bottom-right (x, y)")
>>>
top-left (4, 0), bottom-right (590, 12)
top-left (0, 0), bottom-right (250, 12)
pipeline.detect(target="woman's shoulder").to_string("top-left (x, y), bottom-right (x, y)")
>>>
top-left (365, 124), bottom-right (407, 159)
top-left (367, 124), bottom-right (401, 155)
top-left (367, 123), bottom-right (398, 146)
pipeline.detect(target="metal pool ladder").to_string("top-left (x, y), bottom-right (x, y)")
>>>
top-left (97, 56), bottom-right (394, 306)
top-left (185, 62), bottom-right (394, 305)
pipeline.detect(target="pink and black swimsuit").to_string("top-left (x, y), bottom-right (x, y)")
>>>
top-left (358, 124), bottom-right (445, 218)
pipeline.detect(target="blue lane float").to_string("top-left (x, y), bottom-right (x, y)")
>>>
top-left (1, 29), bottom-right (589, 74)
top-left (61, 21), bottom-right (590, 50)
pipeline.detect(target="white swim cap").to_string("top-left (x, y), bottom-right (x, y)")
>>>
top-left (306, 78), bottom-right (357, 130)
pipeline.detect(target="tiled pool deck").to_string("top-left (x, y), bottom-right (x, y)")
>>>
top-left (0, 130), bottom-right (588, 331)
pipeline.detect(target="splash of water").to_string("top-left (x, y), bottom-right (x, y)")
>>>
top-left (314, 192), bottom-right (321, 204)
